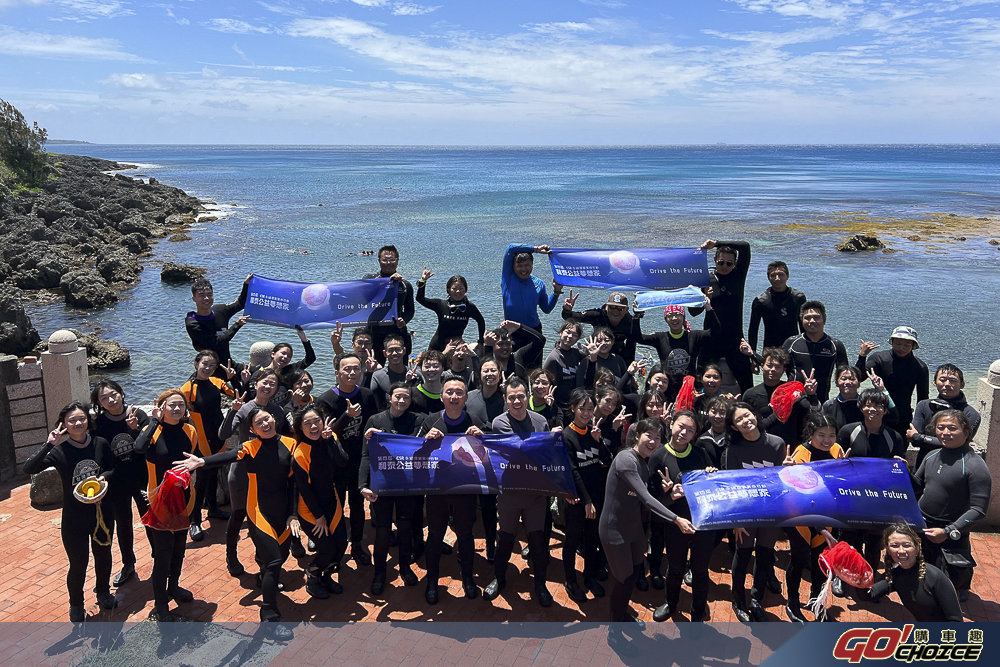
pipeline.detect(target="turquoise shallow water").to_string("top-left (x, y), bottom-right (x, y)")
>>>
top-left (31, 145), bottom-right (1000, 401)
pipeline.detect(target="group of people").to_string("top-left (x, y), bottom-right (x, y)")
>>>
top-left (30, 242), bottom-right (989, 651)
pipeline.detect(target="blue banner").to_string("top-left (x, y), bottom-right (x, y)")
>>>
top-left (245, 275), bottom-right (398, 329)
top-left (683, 458), bottom-right (925, 530)
top-left (368, 431), bottom-right (577, 496)
top-left (548, 247), bottom-right (710, 290)
top-left (634, 285), bottom-right (708, 311)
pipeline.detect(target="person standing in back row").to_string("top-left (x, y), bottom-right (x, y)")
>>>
top-left (501, 243), bottom-right (562, 367)
top-left (185, 275), bottom-right (252, 374)
top-left (782, 301), bottom-right (856, 403)
top-left (363, 245), bottom-right (415, 363)
top-left (862, 326), bottom-right (929, 441)
top-left (688, 240), bottom-right (753, 392)
top-left (747, 261), bottom-right (806, 353)
top-left (562, 290), bottom-right (637, 362)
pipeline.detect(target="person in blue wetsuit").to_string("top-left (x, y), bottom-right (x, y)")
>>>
top-left (501, 243), bottom-right (562, 367)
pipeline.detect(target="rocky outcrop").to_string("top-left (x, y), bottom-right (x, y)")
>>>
top-left (33, 327), bottom-right (131, 369)
top-left (0, 153), bottom-right (204, 308)
top-left (161, 262), bottom-right (206, 283)
top-left (835, 234), bottom-right (886, 252)
top-left (0, 284), bottom-right (41, 355)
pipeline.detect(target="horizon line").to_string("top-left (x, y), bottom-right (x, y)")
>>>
top-left (46, 142), bottom-right (1000, 149)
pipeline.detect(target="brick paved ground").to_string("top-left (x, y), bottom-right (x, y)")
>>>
top-left (2, 476), bottom-right (998, 632)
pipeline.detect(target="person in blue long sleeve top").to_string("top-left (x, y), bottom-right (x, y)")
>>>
top-left (501, 243), bottom-right (562, 366)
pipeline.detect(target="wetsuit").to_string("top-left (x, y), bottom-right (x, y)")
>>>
top-left (501, 244), bottom-right (558, 366)
top-left (865, 350), bottom-right (928, 436)
top-left (742, 381), bottom-right (820, 448)
top-left (181, 376), bottom-right (236, 523)
top-left (562, 305), bottom-right (637, 362)
top-left (93, 407), bottom-right (151, 574)
top-left (528, 395), bottom-right (564, 429)
top-left (416, 280), bottom-right (487, 352)
top-left (203, 435), bottom-right (298, 622)
top-left (870, 563), bottom-right (964, 622)
top-left (785, 442), bottom-right (846, 607)
top-left (822, 394), bottom-right (863, 431)
top-left (649, 442), bottom-right (715, 617)
top-left (362, 271), bottom-right (415, 363)
top-left (722, 431), bottom-right (785, 610)
top-left (632, 309), bottom-right (715, 381)
top-left (368, 366), bottom-right (411, 410)
top-left (270, 341), bottom-right (317, 405)
top-left (294, 433), bottom-right (349, 584)
top-left (316, 385), bottom-right (379, 547)
top-left (782, 332), bottom-right (851, 402)
top-left (466, 388), bottom-right (505, 427)
top-left (490, 410), bottom-right (552, 597)
top-left (910, 393), bottom-right (982, 468)
top-left (24, 435), bottom-right (117, 609)
top-left (688, 241), bottom-right (753, 391)
top-left (409, 385), bottom-right (444, 417)
top-left (359, 409), bottom-right (424, 582)
top-left (913, 444), bottom-right (991, 594)
top-left (562, 422), bottom-right (613, 589)
top-left (184, 280), bottom-right (248, 368)
top-left (416, 410), bottom-right (488, 593)
top-left (599, 449), bottom-right (678, 622)
top-left (747, 286), bottom-right (807, 352)
top-left (577, 353), bottom-right (628, 387)
top-left (133, 419), bottom-right (198, 610)
top-left (544, 346), bottom-right (585, 409)
top-left (695, 429), bottom-right (726, 468)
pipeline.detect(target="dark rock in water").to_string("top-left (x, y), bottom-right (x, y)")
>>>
top-left (161, 262), bottom-right (206, 283)
top-left (60, 269), bottom-right (118, 308)
top-left (835, 234), bottom-right (885, 252)
top-left (168, 233), bottom-right (192, 242)
top-left (907, 235), bottom-right (921, 241)
top-left (200, 216), bottom-right (218, 222)
top-left (97, 249), bottom-right (142, 284)
top-left (9, 248), bottom-right (72, 290)
top-left (954, 236), bottom-right (967, 242)
top-left (32, 327), bottom-right (130, 368)
top-left (0, 284), bottom-right (41, 355)
top-left (989, 239), bottom-right (1000, 246)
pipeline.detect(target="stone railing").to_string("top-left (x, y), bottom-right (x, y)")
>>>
top-left (975, 360), bottom-right (1000, 527)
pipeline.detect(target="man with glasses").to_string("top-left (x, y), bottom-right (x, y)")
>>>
top-left (363, 245), bottom-right (416, 364)
top-left (369, 333), bottom-right (411, 409)
top-left (689, 239), bottom-right (754, 391)
top-left (747, 261), bottom-right (807, 353)
top-left (561, 291), bottom-right (638, 362)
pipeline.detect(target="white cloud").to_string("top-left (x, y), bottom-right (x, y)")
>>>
top-left (730, 0), bottom-right (863, 22)
top-left (101, 72), bottom-right (172, 88)
top-left (0, 24), bottom-right (148, 60)
top-left (392, 2), bottom-right (439, 15)
top-left (526, 21), bottom-right (597, 34)
top-left (344, 0), bottom-right (387, 6)
top-left (204, 18), bottom-right (270, 34)
top-left (55, 0), bottom-right (132, 20)
top-left (199, 61), bottom-right (327, 72)
top-left (579, 0), bottom-right (626, 7)
top-left (0, 0), bottom-right (47, 8)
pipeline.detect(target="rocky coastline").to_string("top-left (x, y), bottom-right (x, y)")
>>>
top-left (0, 153), bottom-right (208, 358)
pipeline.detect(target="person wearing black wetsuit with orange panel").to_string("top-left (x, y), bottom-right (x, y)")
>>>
top-left (133, 389), bottom-right (199, 623)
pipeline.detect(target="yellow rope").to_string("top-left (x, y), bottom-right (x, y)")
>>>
top-left (92, 501), bottom-right (112, 547)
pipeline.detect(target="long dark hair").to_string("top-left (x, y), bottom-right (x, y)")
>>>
top-left (90, 378), bottom-right (126, 417)
top-left (882, 522), bottom-right (928, 594)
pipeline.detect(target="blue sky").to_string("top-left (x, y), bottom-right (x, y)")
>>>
top-left (2, 0), bottom-right (999, 144)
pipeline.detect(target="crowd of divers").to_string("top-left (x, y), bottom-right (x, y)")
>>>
top-left (26, 241), bottom-right (989, 648)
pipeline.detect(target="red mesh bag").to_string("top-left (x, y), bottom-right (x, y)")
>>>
top-left (674, 376), bottom-right (696, 413)
top-left (769, 381), bottom-right (804, 423)
top-left (819, 540), bottom-right (874, 589)
top-left (142, 469), bottom-right (195, 532)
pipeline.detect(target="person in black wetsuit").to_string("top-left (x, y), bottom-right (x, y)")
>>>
top-left (185, 275), bottom-right (251, 373)
top-left (24, 402), bottom-right (117, 622)
top-left (443, 338), bottom-right (478, 391)
top-left (317, 352), bottom-right (380, 567)
top-left (578, 326), bottom-right (628, 387)
top-left (181, 350), bottom-right (239, 542)
top-left (648, 410), bottom-right (716, 623)
top-left (133, 389), bottom-right (200, 623)
top-left (822, 365), bottom-right (863, 430)
top-left (527, 368), bottom-right (563, 428)
top-left (466, 356), bottom-right (505, 425)
top-left (90, 379), bottom-right (151, 588)
top-left (416, 268), bottom-right (487, 352)
top-left (861, 326), bottom-right (928, 439)
top-left (409, 349), bottom-right (446, 416)
top-left (741, 347), bottom-right (820, 449)
top-left (361, 383), bottom-right (424, 595)
top-left (291, 405), bottom-right (349, 599)
top-left (870, 523), bottom-right (963, 622)
top-left (913, 409), bottom-right (991, 602)
top-left (782, 300), bottom-right (854, 402)
top-left (264, 325), bottom-right (317, 403)
top-left (561, 290), bottom-right (637, 362)
top-left (721, 402), bottom-right (786, 623)
top-left (484, 324), bottom-right (536, 380)
top-left (544, 320), bottom-right (584, 409)
top-left (281, 368), bottom-right (316, 413)
top-left (415, 377), bottom-right (488, 604)
top-left (632, 299), bottom-right (715, 385)
top-left (687, 239), bottom-right (754, 392)
top-left (747, 261), bottom-right (807, 353)
top-left (362, 245), bottom-right (415, 363)
top-left (368, 333), bottom-right (412, 409)
top-left (177, 406), bottom-right (300, 641)
top-left (907, 364), bottom-right (982, 469)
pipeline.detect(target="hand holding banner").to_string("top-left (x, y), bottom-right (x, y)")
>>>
top-left (683, 458), bottom-right (925, 530)
top-left (548, 247), bottom-right (710, 291)
top-left (245, 275), bottom-right (398, 329)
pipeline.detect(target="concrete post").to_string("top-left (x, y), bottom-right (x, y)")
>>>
top-left (0, 355), bottom-right (18, 478)
top-left (975, 359), bottom-right (1000, 528)
top-left (41, 330), bottom-right (90, 430)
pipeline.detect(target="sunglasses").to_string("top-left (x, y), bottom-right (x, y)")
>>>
top-left (715, 260), bottom-right (735, 267)
top-left (607, 306), bottom-right (627, 312)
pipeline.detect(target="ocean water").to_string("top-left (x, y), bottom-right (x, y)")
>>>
top-left (31, 145), bottom-right (1000, 402)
